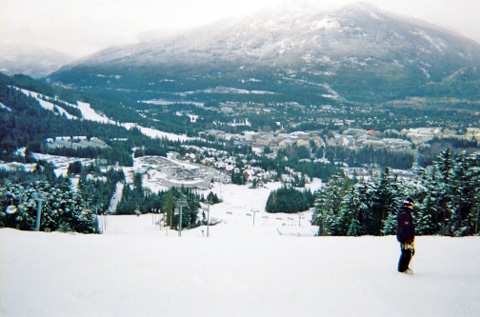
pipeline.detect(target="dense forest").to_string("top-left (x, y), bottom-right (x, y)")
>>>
top-left (265, 186), bottom-right (314, 213)
top-left (0, 161), bottom-right (209, 233)
top-left (0, 166), bottom-right (99, 233)
top-left (312, 149), bottom-right (480, 237)
top-left (2, 145), bottom-right (478, 236)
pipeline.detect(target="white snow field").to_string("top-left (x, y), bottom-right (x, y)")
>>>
top-left (2, 182), bottom-right (480, 316)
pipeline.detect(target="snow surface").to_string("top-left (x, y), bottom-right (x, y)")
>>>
top-left (76, 101), bottom-right (115, 124)
top-left (19, 88), bottom-right (78, 120)
top-left (129, 125), bottom-right (192, 142)
top-left (2, 179), bottom-right (480, 316)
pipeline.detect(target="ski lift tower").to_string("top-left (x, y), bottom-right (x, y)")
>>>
top-left (176, 197), bottom-right (188, 237)
top-left (32, 193), bottom-right (45, 231)
top-left (205, 201), bottom-right (212, 237)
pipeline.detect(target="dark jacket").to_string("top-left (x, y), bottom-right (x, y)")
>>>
top-left (396, 205), bottom-right (415, 243)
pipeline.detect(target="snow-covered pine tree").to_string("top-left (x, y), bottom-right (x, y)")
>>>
top-left (368, 168), bottom-right (397, 235)
top-left (409, 169), bottom-right (433, 234)
top-left (468, 151), bottom-right (480, 234)
top-left (433, 149), bottom-right (454, 234)
top-left (335, 186), bottom-right (357, 236)
top-left (337, 184), bottom-right (359, 236)
top-left (0, 179), bottom-right (97, 233)
top-left (417, 193), bottom-right (438, 235)
top-left (381, 171), bottom-right (405, 236)
top-left (347, 180), bottom-right (373, 236)
top-left (449, 151), bottom-right (479, 236)
top-left (311, 174), bottom-right (349, 235)
top-left (312, 192), bottom-right (327, 235)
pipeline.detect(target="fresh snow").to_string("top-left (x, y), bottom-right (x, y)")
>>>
top-left (76, 101), bottom-right (115, 124)
top-left (19, 88), bottom-right (78, 120)
top-left (412, 29), bottom-right (448, 54)
top-left (1, 178), bottom-right (480, 316)
top-left (128, 125), bottom-right (192, 142)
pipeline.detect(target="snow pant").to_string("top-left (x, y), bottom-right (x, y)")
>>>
top-left (398, 242), bottom-right (414, 272)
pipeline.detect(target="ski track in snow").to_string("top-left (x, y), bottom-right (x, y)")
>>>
top-left (1, 228), bottom-right (479, 316)
top-left (1, 180), bottom-right (479, 317)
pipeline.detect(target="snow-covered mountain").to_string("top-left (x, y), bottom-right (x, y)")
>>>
top-left (50, 1), bottom-right (480, 102)
top-left (0, 44), bottom-right (74, 78)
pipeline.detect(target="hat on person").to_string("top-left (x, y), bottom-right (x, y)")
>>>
top-left (403, 197), bottom-right (414, 206)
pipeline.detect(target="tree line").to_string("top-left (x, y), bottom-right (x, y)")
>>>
top-left (312, 149), bottom-right (480, 237)
top-left (0, 160), bottom-right (211, 233)
top-left (0, 167), bottom-right (98, 233)
top-left (266, 186), bottom-right (314, 213)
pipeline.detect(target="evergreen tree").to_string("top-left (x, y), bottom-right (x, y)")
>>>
top-left (367, 168), bottom-right (397, 235)
top-left (424, 165), bottom-right (445, 234)
top-left (435, 149), bottom-right (454, 233)
top-left (381, 174), bottom-right (405, 236)
top-left (416, 192), bottom-right (438, 235)
top-left (467, 152), bottom-right (480, 234)
top-left (312, 175), bottom-right (349, 235)
top-left (449, 151), bottom-right (478, 236)
top-left (231, 168), bottom-right (246, 185)
top-left (310, 149), bottom-right (479, 237)
top-left (116, 183), bottom-right (136, 215)
top-left (266, 186), bottom-right (314, 213)
top-left (347, 181), bottom-right (373, 236)
top-left (0, 179), bottom-right (97, 233)
top-left (67, 161), bottom-right (82, 175)
top-left (207, 191), bottom-right (220, 204)
top-left (336, 185), bottom-right (358, 236)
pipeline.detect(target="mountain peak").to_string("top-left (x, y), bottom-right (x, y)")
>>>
top-left (50, 1), bottom-right (480, 103)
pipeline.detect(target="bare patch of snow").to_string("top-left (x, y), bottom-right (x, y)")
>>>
top-left (412, 28), bottom-right (448, 54)
top-left (311, 17), bottom-right (340, 31)
top-left (419, 67), bottom-right (431, 78)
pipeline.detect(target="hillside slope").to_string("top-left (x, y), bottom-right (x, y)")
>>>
top-left (1, 223), bottom-right (479, 316)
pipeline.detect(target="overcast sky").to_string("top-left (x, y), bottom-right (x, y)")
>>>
top-left (1, 0), bottom-right (479, 58)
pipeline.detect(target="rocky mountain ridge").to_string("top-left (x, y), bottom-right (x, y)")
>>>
top-left (50, 1), bottom-right (480, 103)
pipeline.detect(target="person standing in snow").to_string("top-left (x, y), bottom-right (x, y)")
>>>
top-left (396, 197), bottom-right (415, 274)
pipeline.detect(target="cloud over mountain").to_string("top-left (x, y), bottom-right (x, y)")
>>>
top-left (50, 2), bottom-right (480, 102)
